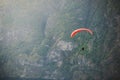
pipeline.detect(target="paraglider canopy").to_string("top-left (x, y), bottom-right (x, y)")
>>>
top-left (71, 28), bottom-right (93, 38)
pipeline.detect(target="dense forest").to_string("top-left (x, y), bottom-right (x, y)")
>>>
top-left (0, 0), bottom-right (120, 80)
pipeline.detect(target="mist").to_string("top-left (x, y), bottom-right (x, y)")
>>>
top-left (0, 0), bottom-right (120, 80)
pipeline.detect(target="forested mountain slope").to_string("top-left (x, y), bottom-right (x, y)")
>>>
top-left (0, 0), bottom-right (120, 80)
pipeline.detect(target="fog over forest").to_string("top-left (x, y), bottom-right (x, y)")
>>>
top-left (0, 0), bottom-right (120, 80)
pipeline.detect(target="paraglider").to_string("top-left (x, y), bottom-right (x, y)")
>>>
top-left (71, 28), bottom-right (93, 38)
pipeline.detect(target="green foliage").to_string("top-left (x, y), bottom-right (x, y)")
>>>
top-left (0, 0), bottom-right (119, 79)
